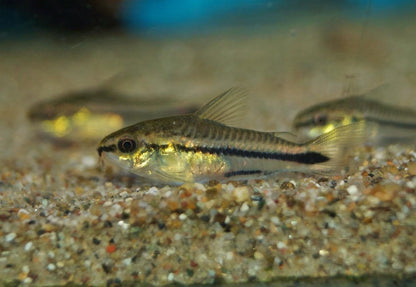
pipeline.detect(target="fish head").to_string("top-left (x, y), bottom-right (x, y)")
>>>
top-left (293, 107), bottom-right (361, 139)
top-left (97, 124), bottom-right (154, 174)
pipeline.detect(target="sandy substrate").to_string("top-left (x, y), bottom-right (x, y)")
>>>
top-left (1, 14), bottom-right (416, 285)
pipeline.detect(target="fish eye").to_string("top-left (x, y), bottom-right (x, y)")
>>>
top-left (314, 114), bottom-right (327, 126)
top-left (118, 138), bottom-right (137, 153)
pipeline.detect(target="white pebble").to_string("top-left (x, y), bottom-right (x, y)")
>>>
top-left (24, 242), bottom-right (33, 252)
top-left (23, 278), bottom-right (33, 284)
top-left (109, 204), bottom-right (122, 217)
top-left (146, 186), bottom-right (159, 195)
top-left (47, 263), bottom-right (56, 271)
top-left (194, 182), bottom-right (206, 191)
top-left (168, 273), bottom-right (174, 281)
top-left (271, 216), bottom-right (280, 226)
top-left (118, 220), bottom-right (130, 230)
top-left (224, 216), bottom-right (230, 224)
top-left (274, 257), bottom-right (282, 265)
top-left (277, 241), bottom-right (286, 249)
top-left (103, 201), bottom-right (112, 207)
top-left (22, 265), bottom-right (30, 274)
top-left (319, 249), bottom-right (329, 256)
top-left (119, 191), bottom-right (129, 198)
top-left (347, 185), bottom-right (358, 195)
top-left (123, 258), bottom-right (132, 266)
top-left (226, 251), bottom-right (234, 261)
top-left (240, 202), bottom-right (250, 212)
top-left (179, 213), bottom-right (187, 221)
top-left (18, 208), bottom-right (30, 217)
top-left (232, 186), bottom-right (250, 203)
top-left (82, 156), bottom-right (96, 168)
top-left (5, 233), bottom-right (16, 242)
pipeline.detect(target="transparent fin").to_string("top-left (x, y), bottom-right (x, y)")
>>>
top-left (353, 83), bottom-right (392, 102)
top-left (150, 169), bottom-right (191, 185)
top-left (307, 121), bottom-right (368, 174)
top-left (195, 87), bottom-right (247, 127)
top-left (272, 131), bottom-right (298, 142)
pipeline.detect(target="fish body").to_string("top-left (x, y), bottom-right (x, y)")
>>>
top-left (98, 88), bottom-right (366, 184)
top-left (28, 89), bottom-right (197, 141)
top-left (293, 93), bottom-right (416, 144)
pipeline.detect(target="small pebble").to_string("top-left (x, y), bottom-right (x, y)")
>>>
top-left (240, 202), bottom-right (250, 212)
top-left (22, 265), bottom-right (30, 274)
top-left (123, 258), bottom-right (132, 266)
top-left (232, 186), bottom-right (251, 203)
top-left (277, 241), bottom-right (286, 249)
top-left (271, 216), bottom-right (280, 226)
top-left (147, 186), bottom-right (159, 195)
top-left (24, 242), bottom-right (32, 252)
top-left (5, 232), bottom-right (16, 242)
top-left (347, 185), bottom-right (358, 195)
top-left (47, 263), bottom-right (56, 271)
top-left (179, 213), bottom-right (187, 221)
top-left (319, 249), bottom-right (329, 256)
top-left (17, 209), bottom-right (31, 220)
top-left (254, 251), bottom-right (264, 260)
top-left (106, 244), bottom-right (117, 253)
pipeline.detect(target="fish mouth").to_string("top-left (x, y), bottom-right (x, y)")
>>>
top-left (97, 144), bottom-right (116, 157)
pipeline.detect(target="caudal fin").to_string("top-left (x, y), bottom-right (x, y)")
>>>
top-left (307, 120), bottom-right (368, 174)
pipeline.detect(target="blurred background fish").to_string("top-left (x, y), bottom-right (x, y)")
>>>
top-left (293, 84), bottom-right (416, 145)
top-left (27, 80), bottom-right (198, 142)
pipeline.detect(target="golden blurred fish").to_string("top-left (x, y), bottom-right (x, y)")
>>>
top-left (97, 88), bottom-right (366, 184)
top-left (28, 89), bottom-right (197, 141)
top-left (293, 87), bottom-right (416, 144)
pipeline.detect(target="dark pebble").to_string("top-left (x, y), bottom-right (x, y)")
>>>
top-left (102, 263), bottom-right (113, 274)
top-left (186, 268), bottom-right (194, 277)
top-left (157, 222), bottom-right (166, 230)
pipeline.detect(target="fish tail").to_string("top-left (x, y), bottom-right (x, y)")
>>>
top-left (307, 121), bottom-right (367, 174)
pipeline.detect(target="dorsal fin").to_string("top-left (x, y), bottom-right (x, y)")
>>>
top-left (352, 83), bottom-right (390, 100)
top-left (272, 131), bottom-right (298, 142)
top-left (195, 87), bottom-right (247, 127)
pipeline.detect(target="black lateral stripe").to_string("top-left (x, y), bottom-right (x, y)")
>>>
top-left (147, 144), bottom-right (329, 164)
top-left (224, 170), bottom-right (263, 178)
top-left (366, 116), bottom-right (416, 129)
top-left (97, 144), bottom-right (116, 156)
top-left (294, 118), bottom-right (316, 129)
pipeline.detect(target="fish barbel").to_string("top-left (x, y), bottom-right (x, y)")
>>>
top-left (97, 88), bottom-right (366, 184)
top-left (293, 87), bottom-right (416, 144)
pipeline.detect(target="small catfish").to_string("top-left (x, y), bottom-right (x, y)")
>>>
top-left (293, 86), bottom-right (416, 144)
top-left (97, 88), bottom-right (366, 184)
top-left (28, 89), bottom-right (197, 142)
